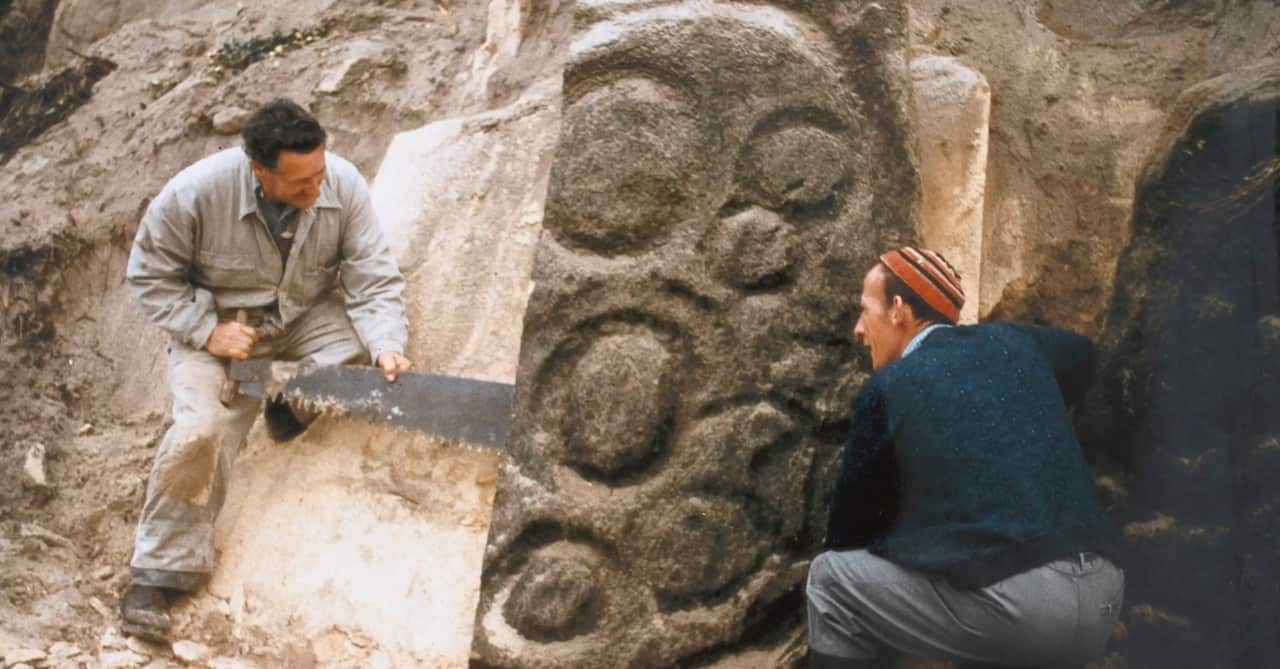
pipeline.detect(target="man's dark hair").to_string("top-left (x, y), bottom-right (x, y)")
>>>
top-left (879, 261), bottom-right (955, 325)
top-left (241, 99), bottom-right (327, 169)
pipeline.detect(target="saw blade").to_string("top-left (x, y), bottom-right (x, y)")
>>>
top-left (230, 360), bottom-right (514, 450)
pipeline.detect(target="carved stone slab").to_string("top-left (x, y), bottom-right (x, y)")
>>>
top-left (471, 2), bottom-right (917, 666)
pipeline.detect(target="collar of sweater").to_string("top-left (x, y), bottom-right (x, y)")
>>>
top-left (902, 323), bottom-right (954, 359)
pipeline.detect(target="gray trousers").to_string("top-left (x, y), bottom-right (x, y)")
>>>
top-left (130, 296), bottom-right (367, 591)
top-left (806, 549), bottom-right (1124, 667)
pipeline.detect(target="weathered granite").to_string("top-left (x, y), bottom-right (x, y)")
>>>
top-left (470, 1), bottom-right (918, 666)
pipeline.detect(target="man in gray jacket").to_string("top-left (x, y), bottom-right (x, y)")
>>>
top-left (120, 99), bottom-right (411, 640)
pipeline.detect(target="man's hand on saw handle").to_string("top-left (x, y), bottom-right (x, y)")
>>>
top-left (377, 351), bottom-right (412, 382)
top-left (206, 321), bottom-right (260, 360)
top-left (205, 314), bottom-right (410, 380)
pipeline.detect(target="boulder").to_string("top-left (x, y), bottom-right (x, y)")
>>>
top-left (470, 1), bottom-right (919, 666)
top-left (1085, 58), bottom-right (1280, 669)
top-left (209, 420), bottom-right (497, 667)
top-left (370, 80), bottom-right (560, 384)
top-left (170, 640), bottom-right (211, 665)
top-left (910, 55), bottom-right (990, 324)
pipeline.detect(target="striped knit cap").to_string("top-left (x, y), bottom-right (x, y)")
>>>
top-left (879, 246), bottom-right (965, 324)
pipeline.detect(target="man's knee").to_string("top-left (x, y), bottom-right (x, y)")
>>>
top-left (808, 551), bottom-right (839, 597)
top-left (807, 552), bottom-right (855, 638)
top-left (152, 424), bottom-right (222, 506)
top-left (807, 551), bottom-right (881, 662)
top-left (808, 549), bottom-right (882, 597)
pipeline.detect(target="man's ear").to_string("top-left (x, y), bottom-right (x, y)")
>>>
top-left (889, 295), bottom-right (905, 325)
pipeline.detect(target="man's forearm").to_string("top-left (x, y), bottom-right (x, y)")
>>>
top-left (127, 274), bottom-right (218, 349)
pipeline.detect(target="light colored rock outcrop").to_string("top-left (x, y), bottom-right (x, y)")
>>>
top-left (210, 421), bottom-right (498, 667)
top-left (372, 80), bottom-right (560, 383)
top-left (911, 55), bottom-right (989, 324)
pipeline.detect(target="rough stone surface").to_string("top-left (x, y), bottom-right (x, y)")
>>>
top-left (316, 39), bottom-right (401, 95)
top-left (1083, 59), bottom-right (1280, 669)
top-left (469, 1), bottom-right (918, 666)
top-left (0, 0), bottom-right (58, 82)
top-left (910, 55), bottom-right (989, 324)
top-left (124, 636), bottom-right (162, 657)
top-left (42, 0), bottom-right (318, 71)
top-left (48, 641), bottom-right (83, 659)
top-left (99, 649), bottom-right (149, 669)
top-left (2, 647), bottom-right (47, 666)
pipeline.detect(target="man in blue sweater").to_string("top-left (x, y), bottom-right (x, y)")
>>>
top-left (806, 247), bottom-right (1122, 668)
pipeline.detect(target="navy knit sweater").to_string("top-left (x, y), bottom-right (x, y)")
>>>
top-left (825, 323), bottom-right (1114, 589)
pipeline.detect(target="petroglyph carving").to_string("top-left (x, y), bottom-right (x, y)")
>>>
top-left (473, 1), bottom-right (917, 665)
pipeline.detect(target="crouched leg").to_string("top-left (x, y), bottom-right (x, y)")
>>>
top-left (130, 344), bottom-right (260, 591)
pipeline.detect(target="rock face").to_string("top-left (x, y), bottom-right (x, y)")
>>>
top-left (0, 0), bottom-right (58, 82)
top-left (1084, 60), bottom-right (1280, 669)
top-left (470, 1), bottom-right (918, 666)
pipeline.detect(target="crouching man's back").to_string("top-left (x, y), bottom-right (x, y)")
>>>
top-left (807, 247), bottom-right (1121, 668)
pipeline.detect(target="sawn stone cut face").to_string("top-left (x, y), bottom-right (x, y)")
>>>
top-left (472, 2), bottom-right (916, 666)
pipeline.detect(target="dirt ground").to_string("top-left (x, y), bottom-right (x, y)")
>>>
top-left (2, 0), bottom-right (1277, 667)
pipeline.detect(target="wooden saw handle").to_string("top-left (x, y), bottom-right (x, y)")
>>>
top-left (218, 309), bottom-right (248, 405)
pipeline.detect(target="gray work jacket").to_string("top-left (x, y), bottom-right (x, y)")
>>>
top-left (126, 147), bottom-right (408, 362)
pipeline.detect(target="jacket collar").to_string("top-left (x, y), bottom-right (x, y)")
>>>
top-left (903, 323), bottom-right (953, 359)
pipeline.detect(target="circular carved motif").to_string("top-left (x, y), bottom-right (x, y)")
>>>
top-left (564, 332), bottom-right (674, 478)
top-left (545, 77), bottom-right (712, 256)
top-left (738, 125), bottom-right (849, 219)
top-left (628, 495), bottom-right (762, 599)
top-left (706, 206), bottom-right (792, 290)
top-left (504, 543), bottom-right (603, 640)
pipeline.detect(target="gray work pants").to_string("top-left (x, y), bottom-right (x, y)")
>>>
top-left (806, 549), bottom-right (1124, 667)
top-left (130, 295), bottom-right (367, 591)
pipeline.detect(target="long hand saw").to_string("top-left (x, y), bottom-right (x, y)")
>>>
top-left (228, 359), bottom-right (514, 450)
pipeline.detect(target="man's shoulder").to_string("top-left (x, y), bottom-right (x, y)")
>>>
top-left (922, 322), bottom-right (1047, 353)
top-left (319, 152), bottom-right (370, 208)
top-left (164, 147), bottom-right (248, 195)
top-left (325, 151), bottom-right (360, 173)
top-left (324, 152), bottom-right (365, 186)
top-left (881, 324), bottom-right (1029, 378)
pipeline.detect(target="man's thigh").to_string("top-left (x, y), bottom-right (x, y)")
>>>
top-left (280, 294), bottom-right (369, 366)
top-left (167, 343), bottom-right (260, 429)
top-left (807, 550), bottom-right (1025, 664)
top-left (148, 344), bottom-right (260, 508)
